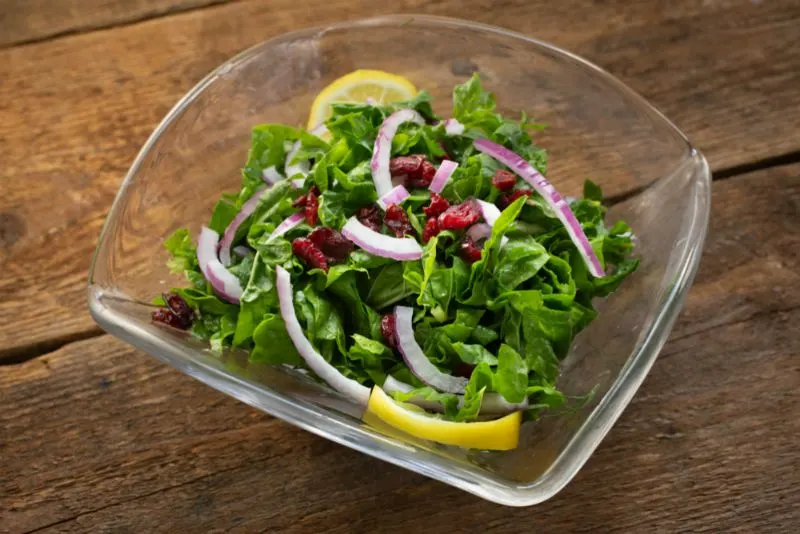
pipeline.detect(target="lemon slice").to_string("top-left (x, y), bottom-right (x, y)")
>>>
top-left (307, 69), bottom-right (418, 130)
top-left (366, 386), bottom-right (521, 450)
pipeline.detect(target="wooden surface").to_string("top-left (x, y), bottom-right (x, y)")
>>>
top-left (1, 1), bottom-right (798, 532)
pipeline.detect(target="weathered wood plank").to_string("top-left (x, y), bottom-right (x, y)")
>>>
top-left (2, 164), bottom-right (797, 533)
top-left (0, 0), bottom-right (237, 47)
top-left (1, 0), bottom-right (798, 357)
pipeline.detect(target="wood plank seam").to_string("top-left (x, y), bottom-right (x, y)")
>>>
top-left (0, 0), bottom-right (242, 51)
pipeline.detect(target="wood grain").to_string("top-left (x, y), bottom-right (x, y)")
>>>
top-left (2, 164), bottom-right (798, 533)
top-left (2, 0), bottom-right (799, 359)
top-left (0, 0), bottom-right (237, 47)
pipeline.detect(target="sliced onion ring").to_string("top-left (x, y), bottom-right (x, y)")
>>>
top-left (285, 140), bottom-right (310, 178)
top-left (276, 266), bottom-right (370, 405)
top-left (270, 212), bottom-right (305, 240)
top-left (377, 185), bottom-right (410, 210)
top-left (310, 124), bottom-right (329, 137)
top-left (466, 223), bottom-right (492, 243)
top-left (443, 118), bottom-right (465, 136)
top-left (218, 190), bottom-right (265, 266)
top-left (383, 376), bottom-right (527, 415)
top-left (474, 138), bottom-right (605, 277)
top-left (429, 159), bottom-right (458, 194)
top-left (394, 306), bottom-right (468, 394)
top-left (262, 166), bottom-right (284, 185)
top-left (341, 217), bottom-right (422, 261)
top-left (197, 227), bottom-right (243, 303)
top-left (475, 200), bottom-right (509, 247)
top-left (371, 109), bottom-right (425, 197)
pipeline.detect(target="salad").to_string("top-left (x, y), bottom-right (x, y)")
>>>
top-left (153, 72), bottom-right (639, 450)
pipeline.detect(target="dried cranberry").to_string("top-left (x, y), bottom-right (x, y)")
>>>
top-left (292, 186), bottom-right (320, 208)
top-left (438, 199), bottom-right (481, 231)
top-left (389, 155), bottom-right (424, 178)
top-left (422, 217), bottom-right (440, 243)
top-left (492, 169), bottom-right (517, 191)
top-left (423, 193), bottom-right (450, 218)
top-left (381, 314), bottom-right (398, 349)
top-left (384, 204), bottom-right (414, 237)
top-left (454, 363), bottom-right (475, 378)
top-left (406, 160), bottom-right (436, 189)
top-left (292, 238), bottom-right (329, 271)
top-left (152, 307), bottom-right (191, 330)
top-left (498, 188), bottom-right (533, 209)
top-left (459, 236), bottom-right (483, 263)
top-left (162, 292), bottom-right (194, 328)
top-left (304, 190), bottom-right (319, 226)
top-left (308, 227), bottom-right (353, 263)
top-left (356, 204), bottom-right (383, 232)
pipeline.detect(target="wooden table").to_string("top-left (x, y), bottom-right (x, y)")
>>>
top-left (2, 1), bottom-right (798, 532)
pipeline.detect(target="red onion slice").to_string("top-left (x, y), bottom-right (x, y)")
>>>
top-left (341, 217), bottom-right (422, 261)
top-left (285, 141), bottom-right (310, 178)
top-left (376, 185), bottom-right (410, 210)
top-left (394, 306), bottom-right (468, 394)
top-left (466, 223), bottom-right (492, 243)
top-left (276, 266), bottom-right (370, 405)
top-left (270, 211), bottom-right (305, 240)
top-left (475, 200), bottom-right (509, 247)
top-left (290, 178), bottom-right (306, 189)
top-left (474, 138), bottom-right (605, 277)
top-left (218, 190), bottom-right (265, 266)
top-left (429, 160), bottom-right (458, 194)
top-left (371, 109), bottom-right (425, 197)
top-left (443, 118), bottom-right (465, 136)
top-left (197, 226), bottom-right (243, 303)
top-left (262, 165), bottom-right (284, 185)
top-left (383, 376), bottom-right (527, 415)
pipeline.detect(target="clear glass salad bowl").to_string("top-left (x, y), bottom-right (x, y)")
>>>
top-left (88, 15), bottom-right (710, 506)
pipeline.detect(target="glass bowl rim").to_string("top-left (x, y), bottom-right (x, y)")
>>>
top-left (88, 14), bottom-right (711, 506)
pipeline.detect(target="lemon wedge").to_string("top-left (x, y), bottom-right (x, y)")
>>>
top-left (307, 69), bottom-right (417, 130)
top-left (366, 386), bottom-right (521, 450)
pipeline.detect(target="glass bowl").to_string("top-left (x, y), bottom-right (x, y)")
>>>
top-left (88, 15), bottom-right (710, 506)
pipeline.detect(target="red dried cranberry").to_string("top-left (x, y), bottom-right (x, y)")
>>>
top-left (308, 227), bottom-right (354, 263)
top-left (438, 199), bottom-right (481, 230)
top-left (498, 188), bottom-right (533, 209)
top-left (152, 307), bottom-right (191, 330)
top-left (162, 292), bottom-right (194, 328)
top-left (454, 363), bottom-right (475, 378)
top-left (356, 204), bottom-right (383, 232)
top-left (381, 314), bottom-right (398, 349)
top-left (292, 186), bottom-right (320, 208)
top-left (389, 155), bottom-right (424, 179)
top-left (304, 190), bottom-right (319, 226)
top-left (292, 238), bottom-right (329, 271)
top-left (459, 236), bottom-right (483, 263)
top-left (423, 193), bottom-right (450, 218)
top-left (384, 204), bottom-right (414, 237)
top-left (492, 169), bottom-right (517, 191)
top-left (422, 217), bottom-right (440, 243)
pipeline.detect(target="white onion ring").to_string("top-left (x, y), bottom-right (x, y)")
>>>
top-left (276, 266), bottom-right (370, 405)
top-left (474, 138), bottom-right (605, 277)
top-left (262, 166), bottom-right (284, 185)
top-left (371, 109), bottom-right (425, 197)
top-left (394, 306), bottom-right (468, 394)
top-left (285, 141), bottom-right (310, 178)
top-left (443, 118), bottom-right (465, 136)
top-left (377, 185), bottom-right (410, 210)
top-left (218, 190), bottom-right (264, 266)
top-left (341, 217), bottom-right (422, 261)
top-left (429, 160), bottom-right (458, 194)
top-left (197, 227), bottom-right (243, 303)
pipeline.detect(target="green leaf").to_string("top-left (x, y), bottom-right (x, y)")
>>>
top-left (452, 343), bottom-right (498, 366)
top-left (454, 362), bottom-right (494, 421)
top-left (250, 314), bottom-right (303, 365)
top-left (164, 228), bottom-right (197, 275)
top-left (494, 344), bottom-right (528, 403)
top-left (583, 179), bottom-right (604, 202)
